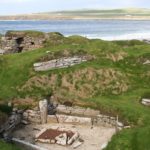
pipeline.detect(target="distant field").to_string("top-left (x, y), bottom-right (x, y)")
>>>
top-left (0, 8), bottom-right (150, 20)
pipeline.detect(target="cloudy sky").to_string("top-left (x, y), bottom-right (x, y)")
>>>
top-left (0, 0), bottom-right (150, 15)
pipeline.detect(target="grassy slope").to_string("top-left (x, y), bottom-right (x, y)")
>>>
top-left (0, 36), bottom-right (150, 149)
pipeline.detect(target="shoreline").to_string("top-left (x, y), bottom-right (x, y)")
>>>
top-left (1, 15), bottom-right (150, 21)
top-left (1, 30), bottom-right (150, 41)
top-left (0, 17), bottom-right (150, 21)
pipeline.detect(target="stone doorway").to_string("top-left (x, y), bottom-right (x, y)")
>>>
top-left (16, 37), bottom-right (24, 53)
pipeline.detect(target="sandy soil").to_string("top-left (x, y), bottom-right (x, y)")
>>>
top-left (13, 123), bottom-right (116, 150)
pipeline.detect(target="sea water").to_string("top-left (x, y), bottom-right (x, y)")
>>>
top-left (0, 20), bottom-right (150, 40)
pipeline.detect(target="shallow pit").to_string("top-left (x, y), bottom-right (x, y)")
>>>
top-left (13, 123), bottom-right (116, 150)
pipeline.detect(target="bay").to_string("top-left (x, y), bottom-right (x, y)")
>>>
top-left (0, 20), bottom-right (150, 40)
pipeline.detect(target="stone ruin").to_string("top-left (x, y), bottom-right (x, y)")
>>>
top-left (0, 31), bottom-right (46, 53)
top-left (23, 100), bottom-right (124, 130)
top-left (0, 31), bottom-right (64, 54)
top-left (0, 99), bottom-right (125, 149)
top-left (23, 99), bottom-right (124, 130)
top-left (18, 99), bottom-right (125, 149)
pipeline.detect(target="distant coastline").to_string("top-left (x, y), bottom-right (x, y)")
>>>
top-left (0, 16), bottom-right (150, 21)
top-left (0, 8), bottom-right (150, 20)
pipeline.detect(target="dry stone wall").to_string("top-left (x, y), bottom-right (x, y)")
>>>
top-left (55, 105), bottom-right (118, 127)
top-left (0, 31), bottom-right (64, 54)
top-left (23, 109), bottom-right (41, 124)
top-left (56, 105), bottom-right (100, 117)
top-left (23, 103), bottom-right (124, 129)
top-left (0, 35), bottom-right (45, 53)
top-left (34, 56), bottom-right (88, 71)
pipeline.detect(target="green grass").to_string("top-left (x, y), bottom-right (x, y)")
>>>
top-left (5, 30), bottom-right (45, 38)
top-left (0, 140), bottom-right (21, 150)
top-left (0, 35), bottom-right (150, 149)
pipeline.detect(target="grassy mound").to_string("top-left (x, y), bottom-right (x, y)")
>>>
top-left (5, 30), bottom-right (45, 38)
top-left (0, 34), bottom-right (150, 150)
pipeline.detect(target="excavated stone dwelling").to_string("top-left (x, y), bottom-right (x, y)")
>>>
top-left (0, 31), bottom-right (64, 54)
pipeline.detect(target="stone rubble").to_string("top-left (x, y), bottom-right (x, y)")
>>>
top-left (72, 140), bottom-right (84, 149)
top-left (55, 133), bottom-right (67, 145)
top-left (0, 109), bottom-right (23, 140)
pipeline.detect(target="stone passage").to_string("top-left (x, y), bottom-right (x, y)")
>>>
top-left (34, 56), bottom-right (88, 71)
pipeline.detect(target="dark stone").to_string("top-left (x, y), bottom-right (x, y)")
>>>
top-left (48, 102), bottom-right (57, 115)
top-left (63, 101), bottom-right (73, 107)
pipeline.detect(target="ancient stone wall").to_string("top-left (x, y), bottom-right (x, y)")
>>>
top-left (34, 56), bottom-right (88, 71)
top-left (0, 35), bottom-right (45, 53)
top-left (0, 31), bottom-right (64, 54)
top-left (23, 104), bottom-right (124, 129)
top-left (23, 109), bottom-right (41, 124)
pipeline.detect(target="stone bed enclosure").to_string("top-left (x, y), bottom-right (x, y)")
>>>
top-left (23, 99), bottom-right (124, 130)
